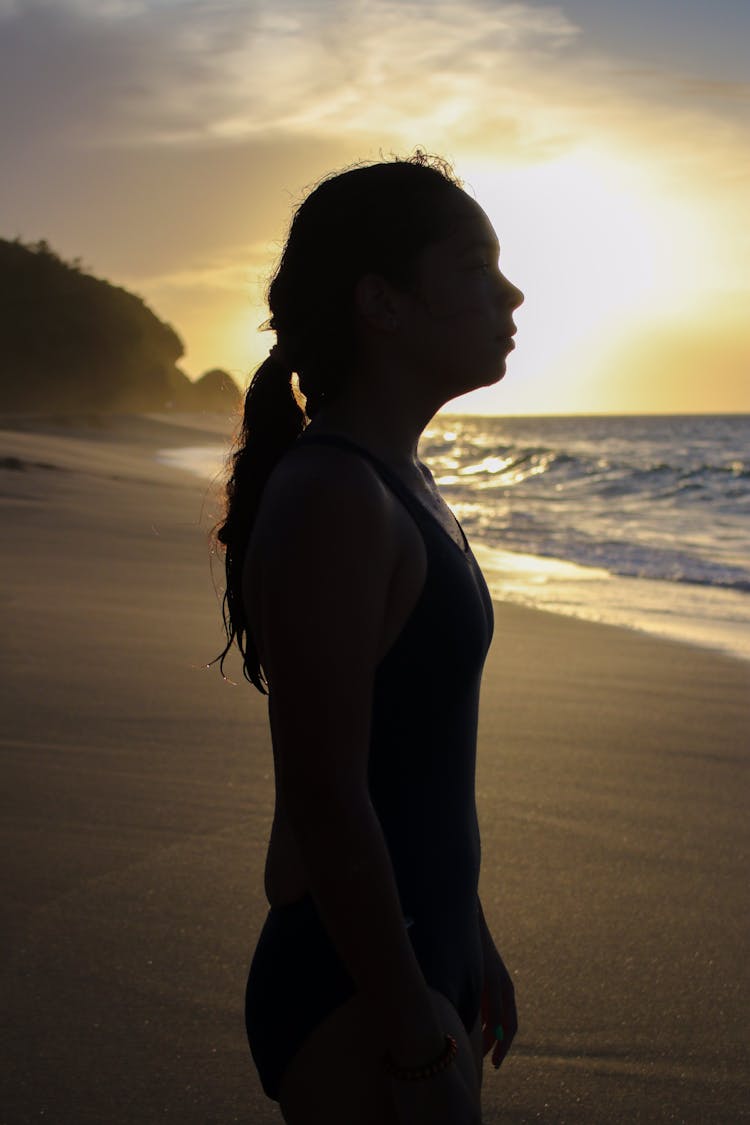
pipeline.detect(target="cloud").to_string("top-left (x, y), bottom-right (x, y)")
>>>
top-left (3, 0), bottom-right (748, 187)
top-left (674, 77), bottom-right (750, 102)
top-left (0, 0), bottom-right (583, 153)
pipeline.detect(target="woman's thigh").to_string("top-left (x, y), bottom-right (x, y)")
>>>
top-left (278, 985), bottom-right (482, 1125)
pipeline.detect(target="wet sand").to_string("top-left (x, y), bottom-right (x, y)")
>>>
top-left (1, 414), bottom-right (748, 1123)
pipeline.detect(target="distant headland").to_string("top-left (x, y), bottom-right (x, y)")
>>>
top-left (0, 237), bottom-right (241, 413)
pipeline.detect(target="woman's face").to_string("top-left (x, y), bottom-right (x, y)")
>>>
top-left (401, 196), bottom-right (524, 400)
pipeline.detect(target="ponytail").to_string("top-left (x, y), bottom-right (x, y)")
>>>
top-left (211, 348), bottom-right (306, 692)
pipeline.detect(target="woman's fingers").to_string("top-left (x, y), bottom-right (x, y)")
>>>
top-left (490, 988), bottom-right (517, 1068)
top-left (480, 951), bottom-right (518, 1069)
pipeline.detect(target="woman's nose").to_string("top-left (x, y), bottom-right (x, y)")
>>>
top-left (507, 278), bottom-right (524, 309)
top-left (497, 271), bottom-right (524, 310)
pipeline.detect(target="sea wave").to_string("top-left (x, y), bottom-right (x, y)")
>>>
top-left (421, 415), bottom-right (750, 594)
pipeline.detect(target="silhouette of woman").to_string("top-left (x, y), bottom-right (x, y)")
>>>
top-left (214, 152), bottom-right (524, 1124)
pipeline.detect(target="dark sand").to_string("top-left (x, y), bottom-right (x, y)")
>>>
top-left (1, 414), bottom-right (748, 1124)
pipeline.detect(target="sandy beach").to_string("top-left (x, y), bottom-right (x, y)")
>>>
top-left (1, 413), bottom-right (748, 1124)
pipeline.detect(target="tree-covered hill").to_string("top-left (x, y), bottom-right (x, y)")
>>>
top-left (0, 238), bottom-right (240, 412)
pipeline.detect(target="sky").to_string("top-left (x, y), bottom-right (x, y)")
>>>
top-left (1, 0), bottom-right (748, 415)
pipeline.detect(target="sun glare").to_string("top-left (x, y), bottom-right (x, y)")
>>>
top-left (462, 145), bottom-right (717, 372)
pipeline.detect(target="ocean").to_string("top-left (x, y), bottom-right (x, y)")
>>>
top-left (158, 414), bottom-right (750, 663)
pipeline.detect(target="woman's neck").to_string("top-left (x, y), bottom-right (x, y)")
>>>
top-left (304, 384), bottom-right (440, 473)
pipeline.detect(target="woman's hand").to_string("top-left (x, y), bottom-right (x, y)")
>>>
top-left (479, 938), bottom-right (518, 1070)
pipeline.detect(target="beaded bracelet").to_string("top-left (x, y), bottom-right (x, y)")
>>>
top-left (382, 1034), bottom-right (458, 1081)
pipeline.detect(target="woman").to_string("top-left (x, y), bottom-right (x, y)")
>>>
top-left (215, 153), bottom-right (524, 1124)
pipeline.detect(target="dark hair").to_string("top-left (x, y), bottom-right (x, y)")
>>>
top-left (211, 151), bottom-right (466, 692)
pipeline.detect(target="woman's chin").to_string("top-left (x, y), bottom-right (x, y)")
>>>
top-left (478, 361), bottom-right (508, 389)
top-left (436, 360), bottom-right (508, 403)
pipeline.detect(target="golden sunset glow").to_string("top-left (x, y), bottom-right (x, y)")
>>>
top-left (2, 0), bottom-right (748, 414)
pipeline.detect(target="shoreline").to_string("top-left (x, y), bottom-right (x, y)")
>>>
top-left (2, 412), bottom-right (748, 1123)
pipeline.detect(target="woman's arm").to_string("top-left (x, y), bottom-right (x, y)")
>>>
top-left (249, 448), bottom-right (446, 1067)
top-left (477, 895), bottom-right (497, 960)
top-left (477, 895), bottom-right (518, 1067)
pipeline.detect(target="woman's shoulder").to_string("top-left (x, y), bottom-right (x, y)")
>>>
top-left (252, 438), bottom-right (396, 563)
top-left (242, 439), bottom-right (403, 667)
top-left (266, 438), bottom-right (389, 512)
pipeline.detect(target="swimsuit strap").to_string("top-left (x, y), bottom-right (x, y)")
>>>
top-left (294, 431), bottom-right (470, 554)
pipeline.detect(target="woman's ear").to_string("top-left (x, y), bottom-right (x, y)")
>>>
top-left (353, 273), bottom-right (402, 333)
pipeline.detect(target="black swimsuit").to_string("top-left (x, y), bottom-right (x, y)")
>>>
top-left (244, 432), bottom-right (495, 1101)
